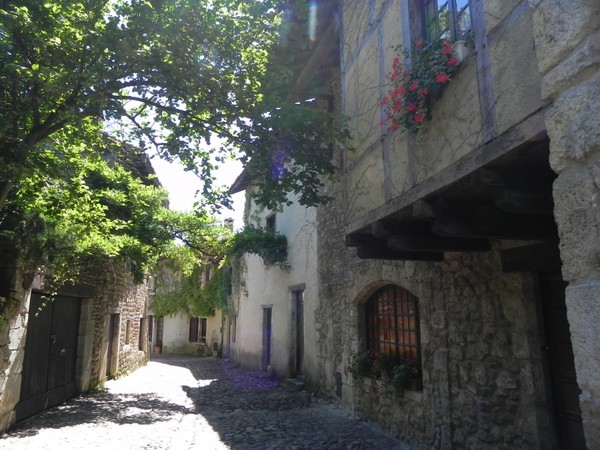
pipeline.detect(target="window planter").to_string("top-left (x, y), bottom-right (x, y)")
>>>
top-left (380, 38), bottom-right (460, 134)
top-left (451, 40), bottom-right (471, 63)
top-left (348, 351), bottom-right (421, 395)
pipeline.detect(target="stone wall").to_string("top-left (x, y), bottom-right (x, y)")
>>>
top-left (316, 176), bottom-right (553, 447)
top-left (78, 258), bottom-right (150, 383)
top-left (313, 0), bottom-right (597, 448)
top-left (531, 0), bottom-right (600, 446)
top-left (0, 246), bottom-right (30, 432)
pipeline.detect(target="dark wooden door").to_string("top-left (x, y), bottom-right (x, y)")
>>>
top-left (538, 270), bottom-right (586, 449)
top-left (106, 313), bottom-right (120, 377)
top-left (17, 293), bottom-right (80, 421)
top-left (294, 290), bottom-right (304, 375)
top-left (262, 307), bottom-right (272, 370)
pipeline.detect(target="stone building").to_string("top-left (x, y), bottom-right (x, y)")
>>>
top-left (294, 0), bottom-right (598, 449)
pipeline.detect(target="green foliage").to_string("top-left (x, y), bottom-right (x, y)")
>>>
top-left (348, 351), bottom-right (374, 381)
top-left (348, 351), bottom-right (419, 394)
top-left (236, 4), bottom-right (350, 210)
top-left (151, 224), bottom-right (288, 317)
top-left (0, 0), bottom-right (346, 214)
top-left (0, 0), bottom-right (344, 323)
top-left (228, 225), bottom-right (288, 267)
top-left (151, 264), bottom-right (217, 317)
top-left (0, 122), bottom-right (175, 284)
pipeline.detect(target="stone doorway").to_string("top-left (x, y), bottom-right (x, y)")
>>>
top-left (538, 270), bottom-right (586, 449)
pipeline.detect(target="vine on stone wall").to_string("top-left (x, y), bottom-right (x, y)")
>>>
top-left (151, 225), bottom-right (288, 317)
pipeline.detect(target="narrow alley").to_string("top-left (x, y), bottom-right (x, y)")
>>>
top-left (0, 355), bottom-right (408, 450)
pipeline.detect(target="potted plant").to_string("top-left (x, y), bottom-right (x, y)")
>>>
top-left (347, 351), bottom-right (420, 394)
top-left (380, 38), bottom-right (460, 134)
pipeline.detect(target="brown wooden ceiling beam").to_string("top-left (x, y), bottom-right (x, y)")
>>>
top-left (370, 220), bottom-right (432, 238)
top-left (347, 232), bottom-right (444, 261)
top-left (501, 242), bottom-right (562, 272)
top-left (356, 246), bottom-right (444, 261)
top-left (387, 235), bottom-right (490, 252)
top-left (432, 215), bottom-right (558, 240)
top-left (494, 189), bottom-right (554, 215)
top-left (346, 233), bottom-right (382, 247)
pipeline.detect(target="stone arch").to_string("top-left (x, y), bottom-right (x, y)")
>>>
top-left (352, 279), bottom-right (397, 305)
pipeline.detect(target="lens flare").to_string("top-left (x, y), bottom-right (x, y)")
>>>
top-left (309, 1), bottom-right (318, 42)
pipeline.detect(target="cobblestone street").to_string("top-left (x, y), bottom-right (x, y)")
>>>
top-left (1, 355), bottom-right (408, 449)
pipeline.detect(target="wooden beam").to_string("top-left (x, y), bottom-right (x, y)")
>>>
top-left (412, 200), bottom-right (436, 219)
top-left (494, 189), bottom-right (554, 215)
top-left (356, 246), bottom-right (444, 261)
top-left (347, 232), bottom-right (444, 261)
top-left (501, 242), bottom-right (562, 272)
top-left (370, 220), bottom-right (431, 238)
top-left (433, 215), bottom-right (558, 240)
top-left (346, 233), bottom-right (383, 247)
top-left (387, 235), bottom-right (490, 252)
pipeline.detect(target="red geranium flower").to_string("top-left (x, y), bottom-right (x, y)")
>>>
top-left (406, 103), bottom-right (418, 112)
top-left (392, 86), bottom-right (406, 97)
top-left (435, 73), bottom-right (449, 83)
top-left (409, 81), bottom-right (419, 91)
top-left (448, 57), bottom-right (459, 66)
top-left (441, 46), bottom-right (453, 55)
top-left (413, 113), bottom-right (425, 123)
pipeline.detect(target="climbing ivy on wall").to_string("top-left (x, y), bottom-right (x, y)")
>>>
top-left (150, 225), bottom-right (288, 317)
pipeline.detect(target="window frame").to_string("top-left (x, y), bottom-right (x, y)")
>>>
top-left (420, 0), bottom-right (472, 42)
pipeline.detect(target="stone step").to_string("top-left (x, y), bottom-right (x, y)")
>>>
top-left (286, 377), bottom-right (305, 390)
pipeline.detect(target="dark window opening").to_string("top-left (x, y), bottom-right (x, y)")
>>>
top-left (365, 285), bottom-right (422, 388)
top-left (138, 318), bottom-right (145, 350)
top-left (189, 317), bottom-right (199, 342)
top-left (266, 214), bottom-right (276, 231)
top-left (125, 319), bottom-right (131, 345)
top-left (199, 317), bottom-right (207, 343)
top-left (189, 317), bottom-right (208, 343)
top-left (421, 0), bottom-right (471, 41)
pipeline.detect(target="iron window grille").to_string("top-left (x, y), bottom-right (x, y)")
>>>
top-left (365, 285), bottom-right (422, 375)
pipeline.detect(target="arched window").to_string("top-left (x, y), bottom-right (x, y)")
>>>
top-left (365, 285), bottom-right (421, 374)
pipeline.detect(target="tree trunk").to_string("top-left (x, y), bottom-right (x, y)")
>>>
top-left (0, 181), bottom-right (14, 212)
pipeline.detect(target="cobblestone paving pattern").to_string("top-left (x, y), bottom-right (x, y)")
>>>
top-left (1, 355), bottom-right (410, 450)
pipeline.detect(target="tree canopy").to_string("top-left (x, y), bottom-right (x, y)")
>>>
top-left (0, 0), bottom-right (281, 208)
top-left (0, 0), bottom-right (346, 295)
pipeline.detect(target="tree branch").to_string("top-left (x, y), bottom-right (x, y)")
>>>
top-left (109, 94), bottom-right (188, 115)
